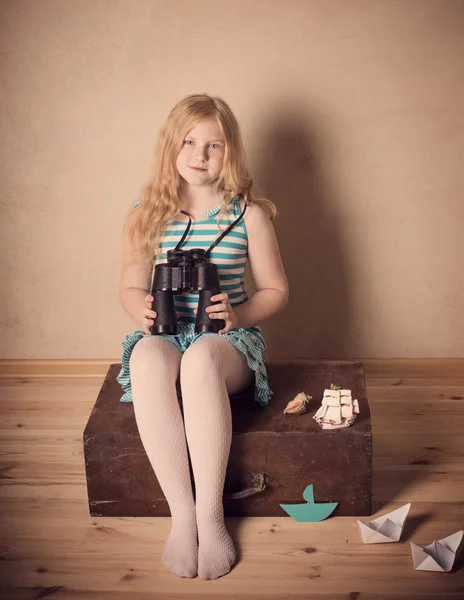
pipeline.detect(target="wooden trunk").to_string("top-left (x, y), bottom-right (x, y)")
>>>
top-left (83, 360), bottom-right (372, 518)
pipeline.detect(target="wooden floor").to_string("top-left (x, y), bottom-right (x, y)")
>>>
top-left (0, 359), bottom-right (463, 599)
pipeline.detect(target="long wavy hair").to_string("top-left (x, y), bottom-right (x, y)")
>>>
top-left (123, 93), bottom-right (277, 265)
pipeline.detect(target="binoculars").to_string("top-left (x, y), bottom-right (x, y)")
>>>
top-left (149, 248), bottom-right (225, 335)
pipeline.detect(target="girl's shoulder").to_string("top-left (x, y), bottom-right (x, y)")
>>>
top-left (242, 199), bottom-right (271, 228)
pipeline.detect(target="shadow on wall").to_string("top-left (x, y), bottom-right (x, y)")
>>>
top-left (249, 102), bottom-right (357, 360)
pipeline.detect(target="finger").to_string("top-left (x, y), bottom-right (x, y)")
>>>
top-left (207, 303), bottom-right (226, 313)
top-left (209, 311), bottom-right (229, 320)
top-left (211, 293), bottom-right (228, 303)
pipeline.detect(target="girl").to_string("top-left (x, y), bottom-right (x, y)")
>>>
top-left (116, 94), bottom-right (289, 580)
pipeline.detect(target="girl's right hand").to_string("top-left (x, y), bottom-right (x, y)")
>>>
top-left (142, 294), bottom-right (157, 335)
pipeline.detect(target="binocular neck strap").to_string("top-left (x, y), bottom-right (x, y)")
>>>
top-left (174, 196), bottom-right (247, 257)
top-left (205, 202), bottom-right (247, 258)
top-left (174, 214), bottom-right (192, 250)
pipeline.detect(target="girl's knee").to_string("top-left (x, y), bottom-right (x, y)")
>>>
top-left (180, 337), bottom-right (220, 381)
top-left (130, 335), bottom-right (180, 369)
top-left (180, 336), bottom-right (238, 387)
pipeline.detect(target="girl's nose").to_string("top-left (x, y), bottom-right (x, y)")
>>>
top-left (194, 146), bottom-right (208, 160)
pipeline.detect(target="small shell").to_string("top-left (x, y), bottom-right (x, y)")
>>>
top-left (283, 392), bottom-right (312, 415)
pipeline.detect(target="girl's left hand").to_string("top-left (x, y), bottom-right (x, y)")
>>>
top-left (194, 293), bottom-right (241, 334)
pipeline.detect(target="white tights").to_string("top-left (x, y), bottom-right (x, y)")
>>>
top-left (129, 334), bottom-right (254, 580)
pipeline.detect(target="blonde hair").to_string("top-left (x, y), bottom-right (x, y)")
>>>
top-left (123, 93), bottom-right (277, 264)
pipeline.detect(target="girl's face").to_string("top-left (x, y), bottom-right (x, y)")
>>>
top-left (176, 117), bottom-right (226, 189)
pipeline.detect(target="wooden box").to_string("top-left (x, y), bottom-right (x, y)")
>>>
top-left (83, 360), bottom-right (372, 518)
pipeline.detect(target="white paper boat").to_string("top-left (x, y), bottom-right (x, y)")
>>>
top-left (357, 503), bottom-right (411, 544)
top-left (410, 530), bottom-right (463, 572)
top-left (314, 388), bottom-right (360, 430)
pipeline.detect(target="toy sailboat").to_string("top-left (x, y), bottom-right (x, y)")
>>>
top-left (279, 484), bottom-right (338, 522)
top-left (411, 530), bottom-right (463, 572)
top-left (357, 503), bottom-right (411, 543)
top-left (313, 388), bottom-right (360, 430)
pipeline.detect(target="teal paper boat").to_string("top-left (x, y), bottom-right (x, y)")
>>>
top-left (279, 484), bottom-right (338, 522)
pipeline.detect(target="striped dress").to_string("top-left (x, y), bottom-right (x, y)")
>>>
top-left (116, 194), bottom-right (274, 406)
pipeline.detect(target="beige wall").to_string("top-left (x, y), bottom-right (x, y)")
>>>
top-left (0, 0), bottom-right (463, 360)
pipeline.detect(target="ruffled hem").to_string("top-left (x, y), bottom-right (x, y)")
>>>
top-left (115, 323), bottom-right (274, 407)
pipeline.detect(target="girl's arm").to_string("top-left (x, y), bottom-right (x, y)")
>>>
top-left (233, 202), bottom-right (289, 330)
top-left (119, 230), bottom-right (153, 325)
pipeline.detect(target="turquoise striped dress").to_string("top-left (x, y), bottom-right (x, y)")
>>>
top-left (116, 194), bottom-right (274, 406)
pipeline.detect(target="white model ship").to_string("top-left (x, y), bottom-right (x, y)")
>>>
top-left (313, 387), bottom-right (360, 430)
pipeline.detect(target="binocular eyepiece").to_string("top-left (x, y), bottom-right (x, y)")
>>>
top-left (149, 248), bottom-right (225, 335)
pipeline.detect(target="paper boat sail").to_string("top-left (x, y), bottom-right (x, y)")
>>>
top-left (357, 503), bottom-right (411, 544)
top-left (411, 530), bottom-right (463, 572)
top-left (279, 484), bottom-right (338, 522)
top-left (314, 388), bottom-right (360, 430)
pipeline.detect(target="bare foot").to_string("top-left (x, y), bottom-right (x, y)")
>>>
top-left (197, 517), bottom-right (236, 580)
top-left (161, 517), bottom-right (198, 578)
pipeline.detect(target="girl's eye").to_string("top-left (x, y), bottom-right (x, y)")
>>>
top-left (183, 140), bottom-right (221, 149)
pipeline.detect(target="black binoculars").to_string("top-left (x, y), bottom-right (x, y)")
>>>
top-left (149, 248), bottom-right (225, 335)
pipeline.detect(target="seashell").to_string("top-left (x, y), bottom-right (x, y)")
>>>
top-left (283, 392), bottom-right (312, 415)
